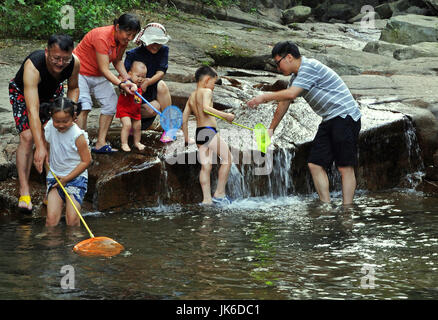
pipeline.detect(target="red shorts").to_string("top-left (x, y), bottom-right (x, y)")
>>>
top-left (115, 91), bottom-right (142, 120)
top-left (9, 79), bottom-right (64, 133)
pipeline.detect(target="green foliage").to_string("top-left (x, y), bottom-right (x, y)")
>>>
top-left (208, 35), bottom-right (254, 59)
top-left (200, 0), bottom-right (239, 8)
top-left (0, 0), bottom-right (153, 40)
top-left (70, 0), bottom-right (122, 39)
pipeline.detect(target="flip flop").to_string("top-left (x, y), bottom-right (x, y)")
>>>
top-left (91, 145), bottom-right (118, 154)
top-left (18, 195), bottom-right (33, 214)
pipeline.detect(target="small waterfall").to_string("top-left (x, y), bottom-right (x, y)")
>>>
top-left (227, 163), bottom-right (251, 199)
top-left (400, 117), bottom-right (425, 188)
top-left (226, 148), bottom-right (295, 200)
top-left (157, 159), bottom-right (171, 206)
top-left (267, 148), bottom-right (295, 197)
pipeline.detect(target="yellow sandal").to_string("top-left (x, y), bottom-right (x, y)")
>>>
top-left (18, 195), bottom-right (33, 214)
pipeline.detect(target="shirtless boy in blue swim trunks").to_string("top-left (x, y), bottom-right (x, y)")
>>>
top-left (182, 66), bottom-right (235, 205)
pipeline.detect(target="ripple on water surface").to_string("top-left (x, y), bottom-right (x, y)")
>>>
top-left (0, 190), bottom-right (437, 299)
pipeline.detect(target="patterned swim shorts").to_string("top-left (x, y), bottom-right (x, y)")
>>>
top-left (9, 79), bottom-right (64, 134)
top-left (46, 175), bottom-right (88, 206)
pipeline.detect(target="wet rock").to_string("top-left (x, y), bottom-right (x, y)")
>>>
top-left (387, 103), bottom-right (438, 166)
top-left (253, 79), bottom-right (288, 92)
top-left (355, 107), bottom-right (424, 191)
top-left (0, 151), bottom-right (11, 181)
top-left (433, 150), bottom-right (438, 167)
top-left (380, 14), bottom-right (438, 45)
top-left (425, 165), bottom-right (438, 180)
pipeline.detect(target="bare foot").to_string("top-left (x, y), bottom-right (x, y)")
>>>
top-left (134, 142), bottom-right (145, 151)
top-left (121, 143), bottom-right (131, 152)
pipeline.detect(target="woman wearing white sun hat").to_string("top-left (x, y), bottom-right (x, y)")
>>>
top-left (124, 23), bottom-right (172, 131)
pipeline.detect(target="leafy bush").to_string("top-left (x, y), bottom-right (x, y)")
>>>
top-left (0, 0), bottom-right (142, 40)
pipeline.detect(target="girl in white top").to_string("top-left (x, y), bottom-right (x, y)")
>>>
top-left (43, 97), bottom-right (92, 227)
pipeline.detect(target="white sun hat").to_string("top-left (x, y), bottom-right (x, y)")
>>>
top-left (134, 22), bottom-right (171, 46)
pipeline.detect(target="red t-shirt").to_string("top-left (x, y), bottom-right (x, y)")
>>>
top-left (116, 89), bottom-right (142, 120)
top-left (73, 25), bottom-right (127, 76)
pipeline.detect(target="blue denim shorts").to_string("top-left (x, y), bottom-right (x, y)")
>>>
top-left (46, 175), bottom-right (88, 205)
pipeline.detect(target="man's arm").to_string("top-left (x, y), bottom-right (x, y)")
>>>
top-left (269, 100), bottom-right (292, 136)
top-left (22, 59), bottom-right (47, 173)
top-left (66, 55), bottom-right (80, 102)
top-left (247, 86), bottom-right (303, 108)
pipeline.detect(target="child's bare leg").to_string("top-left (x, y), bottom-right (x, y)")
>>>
top-left (45, 188), bottom-right (64, 227)
top-left (65, 197), bottom-right (81, 227)
top-left (208, 134), bottom-right (232, 198)
top-left (120, 117), bottom-right (132, 152)
top-left (198, 145), bottom-right (213, 204)
top-left (132, 119), bottom-right (145, 151)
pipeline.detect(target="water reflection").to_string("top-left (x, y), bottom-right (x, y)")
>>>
top-left (0, 191), bottom-right (437, 299)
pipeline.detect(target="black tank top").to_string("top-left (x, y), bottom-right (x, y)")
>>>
top-left (13, 50), bottom-right (75, 102)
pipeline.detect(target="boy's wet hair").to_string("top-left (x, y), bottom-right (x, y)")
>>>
top-left (40, 97), bottom-right (82, 120)
top-left (271, 41), bottom-right (301, 59)
top-left (48, 34), bottom-right (74, 52)
top-left (195, 65), bottom-right (217, 82)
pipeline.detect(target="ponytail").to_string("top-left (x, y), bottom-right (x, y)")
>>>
top-left (44, 96), bottom-right (82, 119)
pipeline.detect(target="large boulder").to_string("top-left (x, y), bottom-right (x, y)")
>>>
top-left (282, 5), bottom-right (312, 24)
top-left (169, 0), bottom-right (288, 31)
top-left (393, 42), bottom-right (438, 60)
top-left (362, 40), bottom-right (409, 58)
top-left (380, 14), bottom-right (438, 45)
top-left (313, 0), bottom-right (380, 22)
top-left (375, 2), bottom-right (394, 19)
top-left (324, 3), bottom-right (358, 22)
top-left (423, 0), bottom-right (438, 13)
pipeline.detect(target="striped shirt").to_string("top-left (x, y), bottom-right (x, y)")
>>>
top-left (288, 57), bottom-right (361, 122)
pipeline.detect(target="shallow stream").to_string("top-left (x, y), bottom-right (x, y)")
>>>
top-left (1, 190), bottom-right (437, 300)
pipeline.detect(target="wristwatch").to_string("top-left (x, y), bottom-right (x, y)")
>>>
top-left (118, 80), bottom-right (127, 89)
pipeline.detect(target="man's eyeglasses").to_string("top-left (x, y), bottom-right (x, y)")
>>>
top-left (274, 55), bottom-right (287, 67)
top-left (49, 55), bottom-right (72, 64)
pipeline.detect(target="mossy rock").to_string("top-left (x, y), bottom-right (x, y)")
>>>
top-left (380, 14), bottom-right (438, 45)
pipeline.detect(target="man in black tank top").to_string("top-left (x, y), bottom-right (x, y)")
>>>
top-left (9, 34), bottom-right (80, 213)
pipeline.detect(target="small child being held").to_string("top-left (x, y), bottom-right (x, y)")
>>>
top-left (116, 60), bottom-right (147, 152)
top-left (43, 97), bottom-right (92, 227)
top-left (182, 66), bottom-right (235, 205)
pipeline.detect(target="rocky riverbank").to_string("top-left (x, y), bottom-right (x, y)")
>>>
top-left (1, 1), bottom-right (438, 216)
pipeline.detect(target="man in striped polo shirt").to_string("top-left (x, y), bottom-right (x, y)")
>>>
top-left (247, 41), bottom-right (361, 205)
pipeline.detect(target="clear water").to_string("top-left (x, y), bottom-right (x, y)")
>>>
top-left (0, 190), bottom-right (437, 300)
